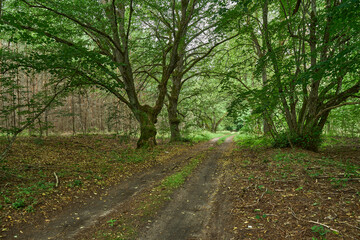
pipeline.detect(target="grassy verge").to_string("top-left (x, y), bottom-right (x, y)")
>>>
top-left (92, 154), bottom-right (205, 240)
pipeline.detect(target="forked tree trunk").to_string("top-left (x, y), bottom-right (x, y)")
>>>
top-left (286, 106), bottom-right (331, 151)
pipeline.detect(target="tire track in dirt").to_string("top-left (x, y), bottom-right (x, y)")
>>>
top-left (139, 136), bottom-right (234, 240)
top-left (8, 139), bottom-right (222, 240)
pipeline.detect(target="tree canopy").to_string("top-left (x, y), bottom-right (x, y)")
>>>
top-left (1, 0), bottom-right (359, 151)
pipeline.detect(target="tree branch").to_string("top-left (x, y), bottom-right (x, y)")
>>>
top-left (20, 0), bottom-right (122, 53)
top-left (316, 102), bottom-right (360, 118)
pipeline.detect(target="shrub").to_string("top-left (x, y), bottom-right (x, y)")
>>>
top-left (273, 131), bottom-right (322, 151)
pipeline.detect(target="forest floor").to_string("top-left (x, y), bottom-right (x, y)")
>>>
top-left (0, 134), bottom-right (359, 239)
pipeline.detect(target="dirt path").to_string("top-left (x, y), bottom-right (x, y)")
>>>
top-left (9, 138), bottom-right (225, 240)
top-left (139, 136), bottom-right (234, 240)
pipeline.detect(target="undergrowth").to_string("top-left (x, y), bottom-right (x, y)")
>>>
top-left (268, 151), bottom-right (360, 187)
top-left (234, 134), bottom-right (272, 149)
top-left (228, 136), bottom-right (360, 239)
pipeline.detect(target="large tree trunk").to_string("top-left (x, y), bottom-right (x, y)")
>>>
top-left (137, 117), bottom-right (157, 148)
top-left (134, 106), bottom-right (157, 148)
top-left (167, 76), bottom-right (182, 142)
top-left (168, 100), bottom-right (181, 142)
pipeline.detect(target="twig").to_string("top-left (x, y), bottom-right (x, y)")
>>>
top-left (308, 220), bottom-right (339, 233)
top-left (264, 213), bottom-right (278, 216)
top-left (338, 221), bottom-right (360, 230)
top-left (244, 188), bottom-right (267, 207)
top-left (53, 172), bottom-right (59, 187)
top-left (289, 206), bottom-right (340, 233)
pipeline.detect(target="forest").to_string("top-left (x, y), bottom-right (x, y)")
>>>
top-left (0, 0), bottom-right (359, 239)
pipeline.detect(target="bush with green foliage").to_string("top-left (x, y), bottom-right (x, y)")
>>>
top-left (272, 131), bottom-right (322, 151)
top-left (234, 134), bottom-right (272, 149)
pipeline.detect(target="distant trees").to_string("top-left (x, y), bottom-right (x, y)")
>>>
top-left (176, 75), bottom-right (230, 133)
top-left (0, 42), bottom-right (140, 162)
top-left (0, 42), bottom-right (70, 161)
top-left (162, 1), bottom-right (237, 141)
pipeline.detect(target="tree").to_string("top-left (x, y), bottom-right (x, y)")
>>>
top-left (221, 0), bottom-right (360, 150)
top-left (1, 0), bottom-right (207, 148)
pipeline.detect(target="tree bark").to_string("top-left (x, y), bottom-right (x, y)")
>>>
top-left (168, 99), bottom-right (181, 142)
top-left (135, 106), bottom-right (157, 148)
top-left (261, 67), bottom-right (271, 134)
top-left (167, 69), bottom-right (183, 142)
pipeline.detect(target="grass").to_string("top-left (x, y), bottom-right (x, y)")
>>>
top-left (159, 157), bottom-right (200, 192)
top-left (182, 130), bottom-right (231, 143)
top-left (234, 133), bottom-right (351, 150)
top-left (234, 134), bottom-right (272, 149)
top-left (264, 150), bottom-right (360, 187)
top-left (267, 151), bottom-right (360, 186)
top-left (139, 155), bottom-right (202, 217)
top-left (320, 136), bottom-right (343, 148)
top-left (216, 135), bottom-right (229, 145)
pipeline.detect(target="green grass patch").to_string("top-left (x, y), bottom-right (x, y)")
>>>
top-left (216, 135), bottom-right (229, 145)
top-left (161, 158), bottom-right (200, 190)
top-left (234, 134), bottom-right (272, 149)
top-left (320, 136), bottom-right (343, 148)
top-left (0, 180), bottom-right (56, 211)
top-left (183, 131), bottom-right (230, 143)
top-left (141, 156), bottom-right (202, 216)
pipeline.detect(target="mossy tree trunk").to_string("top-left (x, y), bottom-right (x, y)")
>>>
top-left (136, 108), bottom-right (157, 148)
top-left (168, 71), bottom-right (183, 142)
top-left (168, 101), bottom-right (182, 142)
